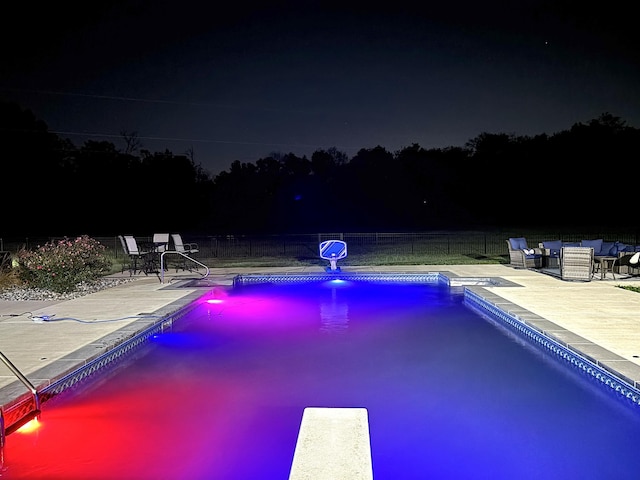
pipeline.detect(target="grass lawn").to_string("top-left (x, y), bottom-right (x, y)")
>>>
top-left (109, 252), bottom-right (509, 273)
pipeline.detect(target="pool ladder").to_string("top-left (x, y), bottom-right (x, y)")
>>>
top-left (0, 350), bottom-right (41, 469)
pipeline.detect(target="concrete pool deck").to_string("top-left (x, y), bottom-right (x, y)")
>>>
top-left (1, 264), bottom-right (640, 421)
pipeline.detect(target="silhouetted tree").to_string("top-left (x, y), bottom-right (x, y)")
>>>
top-left (1, 102), bottom-right (69, 235)
top-left (343, 146), bottom-right (395, 229)
top-left (120, 130), bottom-right (142, 155)
top-left (545, 113), bottom-right (638, 228)
top-left (5, 99), bottom-right (640, 236)
top-left (394, 144), bottom-right (470, 229)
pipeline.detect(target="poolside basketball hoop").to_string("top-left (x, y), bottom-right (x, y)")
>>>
top-left (319, 240), bottom-right (347, 272)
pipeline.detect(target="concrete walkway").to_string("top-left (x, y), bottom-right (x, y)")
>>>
top-left (1, 264), bottom-right (639, 422)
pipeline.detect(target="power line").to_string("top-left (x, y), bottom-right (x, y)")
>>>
top-left (0, 87), bottom-right (317, 114)
top-left (50, 130), bottom-right (343, 151)
top-left (1, 87), bottom-right (357, 153)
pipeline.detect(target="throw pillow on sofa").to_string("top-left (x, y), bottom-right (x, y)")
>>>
top-left (581, 239), bottom-right (603, 254)
top-left (610, 242), bottom-right (628, 255)
top-left (542, 240), bottom-right (562, 257)
top-left (599, 242), bottom-right (615, 256)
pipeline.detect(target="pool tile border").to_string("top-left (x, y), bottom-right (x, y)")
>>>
top-left (463, 285), bottom-right (640, 408)
top-left (232, 271), bottom-right (445, 285)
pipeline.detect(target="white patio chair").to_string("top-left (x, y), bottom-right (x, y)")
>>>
top-left (123, 235), bottom-right (151, 275)
top-left (170, 234), bottom-right (199, 271)
top-left (118, 235), bottom-right (131, 274)
top-left (152, 233), bottom-right (170, 253)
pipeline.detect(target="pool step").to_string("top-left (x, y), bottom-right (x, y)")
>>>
top-left (289, 407), bottom-right (373, 480)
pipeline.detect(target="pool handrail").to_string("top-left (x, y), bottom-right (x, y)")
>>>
top-left (159, 251), bottom-right (210, 284)
top-left (0, 350), bottom-right (41, 439)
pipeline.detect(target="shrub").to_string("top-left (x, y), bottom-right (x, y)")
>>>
top-left (0, 267), bottom-right (21, 291)
top-left (17, 235), bottom-right (112, 293)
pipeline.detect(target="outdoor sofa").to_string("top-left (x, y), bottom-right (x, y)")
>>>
top-left (508, 237), bottom-right (640, 281)
top-left (539, 238), bottom-right (640, 274)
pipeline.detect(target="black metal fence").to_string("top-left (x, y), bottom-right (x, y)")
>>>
top-left (3, 231), bottom-right (639, 262)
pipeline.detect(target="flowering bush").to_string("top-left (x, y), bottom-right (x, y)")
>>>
top-left (17, 236), bottom-right (112, 293)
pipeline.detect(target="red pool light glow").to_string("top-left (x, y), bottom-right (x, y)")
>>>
top-left (15, 418), bottom-right (40, 434)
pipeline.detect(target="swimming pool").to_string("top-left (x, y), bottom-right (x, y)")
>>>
top-left (3, 279), bottom-right (640, 479)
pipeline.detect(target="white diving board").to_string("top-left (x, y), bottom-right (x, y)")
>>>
top-left (289, 407), bottom-right (373, 480)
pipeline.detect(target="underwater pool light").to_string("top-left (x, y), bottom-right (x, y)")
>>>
top-left (322, 278), bottom-right (352, 289)
top-left (202, 287), bottom-right (229, 305)
top-left (16, 418), bottom-right (40, 434)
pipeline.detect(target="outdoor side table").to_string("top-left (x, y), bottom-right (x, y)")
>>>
top-left (593, 256), bottom-right (617, 280)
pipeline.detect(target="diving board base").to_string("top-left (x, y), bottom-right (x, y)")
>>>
top-left (289, 407), bottom-right (373, 480)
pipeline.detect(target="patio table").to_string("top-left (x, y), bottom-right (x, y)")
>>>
top-left (137, 241), bottom-right (166, 274)
top-left (539, 248), bottom-right (560, 269)
top-left (593, 256), bottom-right (617, 280)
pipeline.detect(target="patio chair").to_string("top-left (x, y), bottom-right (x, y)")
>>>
top-left (559, 246), bottom-right (594, 282)
top-left (506, 238), bottom-right (542, 269)
top-left (123, 235), bottom-right (151, 275)
top-left (118, 235), bottom-right (131, 274)
top-left (170, 233), bottom-right (199, 271)
top-left (152, 233), bottom-right (170, 253)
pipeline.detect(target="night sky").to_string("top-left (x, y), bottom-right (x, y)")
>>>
top-left (2, 1), bottom-right (639, 175)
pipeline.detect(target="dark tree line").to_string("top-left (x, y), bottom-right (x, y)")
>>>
top-left (202, 112), bottom-right (640, 233)
top-left (2, 100), bottom-right (637, 238)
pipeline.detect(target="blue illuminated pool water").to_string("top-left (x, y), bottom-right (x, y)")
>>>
top-left (4, 281), bottom-right (640, 479)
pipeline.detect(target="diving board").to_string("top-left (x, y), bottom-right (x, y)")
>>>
top-left (289, 407), bottom-right (373, 480)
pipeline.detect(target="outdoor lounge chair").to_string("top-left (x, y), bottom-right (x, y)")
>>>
top-left (123, 235), bottom-right (151, 275)
top-left (506, 238), bottom-right (542, 269)
top-left (170, 234), bottom-right (199, 271)
top-left (118, 235), bottom-right (131, 274)
top-left (559, 246), bottom-right (594, 282)
top-left (152, 233), bottom-right (170, 253)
